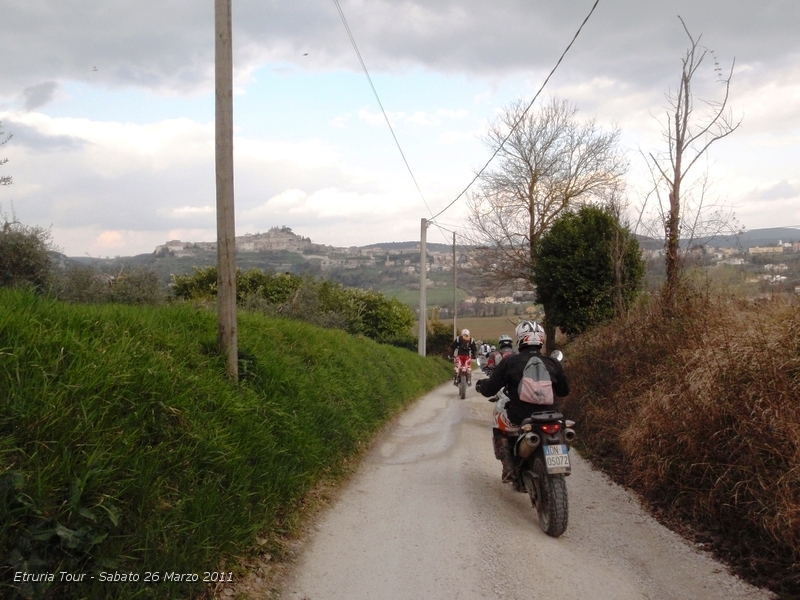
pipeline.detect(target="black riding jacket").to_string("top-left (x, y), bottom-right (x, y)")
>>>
top-left (476, 346), bottom-right (569, 425)
top-left (451, 337), bottom-right (478, 358)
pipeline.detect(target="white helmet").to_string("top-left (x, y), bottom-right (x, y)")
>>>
top-left (461, 329), bottom-right (470, 337)
top-left (515, 320), bottom-right (545, 349)
top-left (498, 334), bottom-right (513, 350)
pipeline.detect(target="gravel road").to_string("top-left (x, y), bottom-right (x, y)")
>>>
top-left (280, 381), bottom-right (775, 600)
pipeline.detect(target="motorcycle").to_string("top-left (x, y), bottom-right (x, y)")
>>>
top-left (453, 355), bottom-right (472, 399)
top-left (492, 350), bottom-right (575, 537)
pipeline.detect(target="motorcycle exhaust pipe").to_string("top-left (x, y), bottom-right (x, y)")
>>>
top-left (563, 428), bottom-right (576, 445)
top-left (516, 432), bottom-right (541, 459)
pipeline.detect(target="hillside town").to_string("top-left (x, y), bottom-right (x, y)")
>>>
top-left (152, 226), bottom-right (800, 300)
top-left (154, 226), bottom-right (464, 271)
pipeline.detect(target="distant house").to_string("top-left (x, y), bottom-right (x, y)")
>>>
top-left (764, 263), bottom-right (788, 272)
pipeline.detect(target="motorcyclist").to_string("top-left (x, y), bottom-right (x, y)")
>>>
top-left (485, 345), bottom-right (503, 373)
top-left (475, 321), bottom-right (569, 483)
top-left (451, 328), bottom-right (478, 386)
top-left (497, 334), bottom-right (514, 359)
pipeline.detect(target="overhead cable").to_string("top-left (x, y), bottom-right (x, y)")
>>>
top-left (429, 0), bottom-right (601, 223)
top-left (332, 0), bottom-right (432, 217)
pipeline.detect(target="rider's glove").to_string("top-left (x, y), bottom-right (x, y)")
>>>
top-left (475, 379), bottom-right (484, 393)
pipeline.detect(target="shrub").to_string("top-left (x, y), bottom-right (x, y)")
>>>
top-left (171, 267), bottom-right (415, 346)
top-left (0, 217), bottom-right (56, 291)
top-left (563, 281), bottom-right (800, 596)
top-left (54, 264), bottom-right (165, 305)
top-left (426, 320), bottom-right (455, 359)
top-left (533, 204), bottom-right (645, 336)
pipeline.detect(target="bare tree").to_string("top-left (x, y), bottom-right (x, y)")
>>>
top-left (601, 184), bottom-right (647, 317)
top-left (464, 97), bottom-right (626, 340)
top-left (0, 122), bottom-right (11, 187)
top-left (646, 18), bottom-right (741, 294)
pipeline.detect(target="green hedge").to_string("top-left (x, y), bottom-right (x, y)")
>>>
top-left (0, 289), bottom-right (451, 599)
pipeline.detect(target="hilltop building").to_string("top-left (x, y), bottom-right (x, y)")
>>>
top-left (154, 226), bottom-right (311, 257)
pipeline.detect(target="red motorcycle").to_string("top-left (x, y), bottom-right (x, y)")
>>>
top-left (453, 355), bottom-right (472, 399)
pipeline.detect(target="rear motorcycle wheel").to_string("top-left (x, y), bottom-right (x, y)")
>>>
top-left (458, 374), bottom-right (467, 399)
top-left (530, 456), bottom-right (568, 537)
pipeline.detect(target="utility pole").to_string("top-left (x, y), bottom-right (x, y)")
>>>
top-left (418, 218), bottom-right (427, 356)
top-left (215, 0), bottom-right (238, 381)
top-left (452, 231), bottom-right (457, 340)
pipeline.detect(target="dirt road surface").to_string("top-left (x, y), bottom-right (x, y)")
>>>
top-left (280, 381), bottom-right (774, 600)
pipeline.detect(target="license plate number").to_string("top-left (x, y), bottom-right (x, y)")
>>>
top-left (543, 444), bottom-right (570, 472)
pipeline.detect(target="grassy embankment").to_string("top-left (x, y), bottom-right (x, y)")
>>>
top-left (563, 283), bottom-right (799, 598)
top-left (0, 289), bottom-right (451, 599)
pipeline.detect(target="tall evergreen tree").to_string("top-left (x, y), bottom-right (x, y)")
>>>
top-left (533, 205), bottom-right (644, 337)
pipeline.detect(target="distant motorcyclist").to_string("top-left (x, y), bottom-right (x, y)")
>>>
top-left (451, 329), bottom-right (478, 386)
top-left (475, 321), bottom-right (569, 482)
top-left (485, 345), bottom-right (502, 373)
top-left (497, 334), bottom-right (514, 359)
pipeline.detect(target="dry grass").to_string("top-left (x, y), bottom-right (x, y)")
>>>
top-left (563, 283), bottom-right (800, 597)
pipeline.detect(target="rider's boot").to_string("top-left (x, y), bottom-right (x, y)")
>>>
top-left (499, 437), bottom-right (515, 483)
top-left (492, 428), bottom-right (504, 460)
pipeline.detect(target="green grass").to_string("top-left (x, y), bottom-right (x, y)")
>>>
top-left (0, 289), bottom-right (451, 599)
top-left (381, 285), bottom-right (468, 307)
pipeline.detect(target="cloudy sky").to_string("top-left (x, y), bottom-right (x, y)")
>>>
top-left (1, 0), bottom-right (798, 257)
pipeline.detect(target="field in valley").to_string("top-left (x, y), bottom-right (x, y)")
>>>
top-left (417, 315), bottom-right (523, 343)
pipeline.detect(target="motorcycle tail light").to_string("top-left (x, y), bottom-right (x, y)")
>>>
top-left (540, 423), bottom-right (561, 435)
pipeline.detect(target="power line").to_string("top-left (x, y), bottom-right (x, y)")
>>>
top-left (429, 0), bottom-right (601, 223)
top-left (332, 0), bottom-right (432, 217)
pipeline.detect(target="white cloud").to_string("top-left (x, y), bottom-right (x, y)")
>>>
top-left (436, 109), bottom-right (469, 120)
top-left (439, 129), bottom-right (483, 145)
top-left (170, 205), bottom-right (215, 216)
top-left (243, 186), bottom-right (412, 221)
top-left (2, 0), bottom-right (800, 255)
top-left (357, 107), bottom-right (469, 130)
top-left (404, 111), bottom-right (441, 128)
top-left (331, 114), bottom-right (352, 129)
top-left (358, 108), bottom-right (389, 128)
top-left (166, 228), bottom-right (217, 244)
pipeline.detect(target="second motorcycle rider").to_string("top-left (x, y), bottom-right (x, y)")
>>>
top-left (475, 321), bottom-right (569, 483)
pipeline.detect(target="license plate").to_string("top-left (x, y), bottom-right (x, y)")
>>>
top-left (543, 444), bottom-right (570, 473)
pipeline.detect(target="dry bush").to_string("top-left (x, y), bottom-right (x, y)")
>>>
top-left (55, 264), bottom-right (165, 305)
top-left (564, 283), bottom-right (800, 595)
top-left (0, 217), bottom-right (56, 291)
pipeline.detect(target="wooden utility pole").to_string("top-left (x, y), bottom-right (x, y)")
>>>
top-left (215, 0), bottom-right (238, 380)
top-left (418, 218), bottom-right (427, 356)
top-left (452, 231), bottom-right (457, 340)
